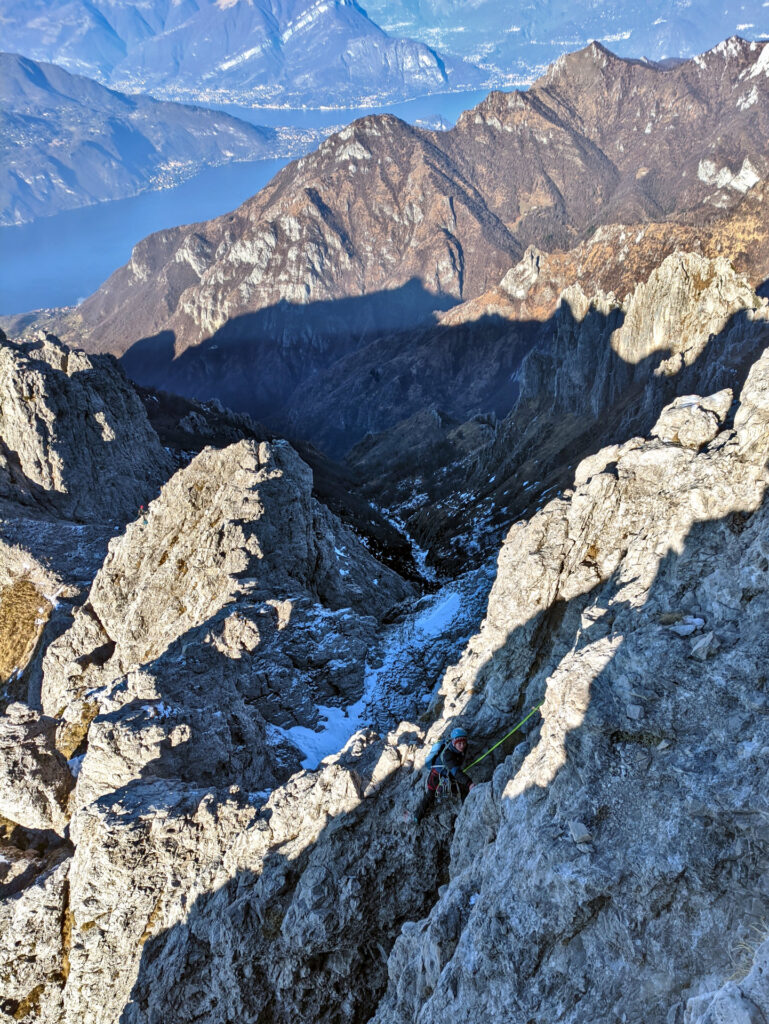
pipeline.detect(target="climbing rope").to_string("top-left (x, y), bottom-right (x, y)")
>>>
top-left (462, 702), bottom-right (544, 773)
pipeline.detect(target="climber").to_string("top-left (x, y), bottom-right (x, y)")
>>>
top-left (413, 727), bottom-right (473, 823)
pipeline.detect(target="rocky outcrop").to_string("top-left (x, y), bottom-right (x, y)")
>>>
top-left (370, 351), bottom-right (769, 1024)
top-left (0, 856), bottom-right (70, 1021)
top-left (41, 436), bottom-right (412, 770)
top-left (0, 434), bottom-right (415, 1023)
top-left (0, 703), bottom-right (73, 833)
top-left (6, 310), bottom-right (769, 1022)
top-left (0, 332), bottom-right (172, 523)
top-left (686, 936), bottom-right (769, 1023)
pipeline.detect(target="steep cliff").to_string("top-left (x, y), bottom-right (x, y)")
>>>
top-left (363, 251), bottom-right (769, 572)
top-left (3, 261), bottom-right (769, 1020)
top-left (0, 331), bottom-right (172, 524)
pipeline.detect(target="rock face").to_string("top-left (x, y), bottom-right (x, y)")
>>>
top-left (5, 281), bottom-right (769, 1022)
top-left (40, 437), bottom-right (412, 770)
top-left (0, 857), bottom-right (70, 1022)
top-left (384, 251), bottom-right (769, 571)
top-left (0, 332), bottom-right (173, 523)
top-left (0, 703), bottom-right (73, 833)
top-left (0, 407), bottom-right (417, 1020)
top-left (370, 350), bottom-right (769, 1023)
top-left (686, 936), bottom-right (769, 1023)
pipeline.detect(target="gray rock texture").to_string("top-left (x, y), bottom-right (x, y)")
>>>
top-left (40, 438), bottom-right (411, 762)
top-left (0, 857), bottom-right (70, 1022)
top-left (0, 332), bottom-right (172, 523)
top-left (687, 936), bottom-right (769, 1023)
top-left (4, 319), bottom-right (768, 1023)
top-left (0, 703), bottom-right (73, 833)
top-left (371, 352), bottom-right (769, 1024)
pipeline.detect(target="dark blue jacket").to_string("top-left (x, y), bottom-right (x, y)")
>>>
top-left (436, 741), bottom-right (468, 782)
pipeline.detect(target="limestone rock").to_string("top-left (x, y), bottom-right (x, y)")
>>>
top-left (0, 857), bottom-right (70, 1023)
top-left (26, 341), bottom-right (769, 1024)
top-left (371, 347), bottom-right (769, 1024)
top-left (690, 631), bottom-right (715, 660)
top-left (500, 246), bottom-right (542, 301)
top-left (568, 820), bottom-right (593, 843)
top-left (686, 937), bottom-right (769, 1024)
top-left (40, 438), bottom-right (411, 810)
top-left (651, 390), bottom-right (734, 449)
top-left (0, 332), bottom-right (172, 522)
top-left (0, 703), bottom-right (73, 833)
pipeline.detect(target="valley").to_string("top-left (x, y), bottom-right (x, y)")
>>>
top-left (2, 30), bottom-right (769, 1024)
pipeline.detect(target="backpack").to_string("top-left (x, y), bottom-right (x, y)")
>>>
top-left (425, 740), bottom-right (448, 768)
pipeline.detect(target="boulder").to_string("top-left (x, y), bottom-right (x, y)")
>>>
top-left (0, 702), bottom-right (73, 833)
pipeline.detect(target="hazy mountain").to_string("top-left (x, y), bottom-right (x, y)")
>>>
top-left (0, 0), bottom-right (483, 107)
top-left (0, 52), bottom-right (317, 225)
top-left (362, 0), bottom-right (769, 84)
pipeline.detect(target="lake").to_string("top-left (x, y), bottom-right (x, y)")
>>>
top-left (0, 89), bottom-right (491, 317)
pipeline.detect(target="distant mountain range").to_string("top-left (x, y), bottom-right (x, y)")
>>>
top-left (0, 0), bottom-right (483, 107)
top-left (362, 0), bottom-right (769, 84)
top-left (46, 38), bottom-right (769, 458)
top-left (0, 52), bottom-right (316, 225)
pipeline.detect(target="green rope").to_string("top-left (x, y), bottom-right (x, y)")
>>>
top-left (462, 702), bottom-right (544, 772)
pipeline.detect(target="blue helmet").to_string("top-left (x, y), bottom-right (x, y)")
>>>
top-left (450, 727), bottom-right (468, 739)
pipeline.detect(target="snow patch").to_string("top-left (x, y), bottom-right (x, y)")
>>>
top-left (698, 157), bottom-right (760, 192)
top-left (749, 43), bottom-right (769, 76)
top-left (285, 702), bottom-right (366, 771)
top-left (415, 592), bottom-right (461, 638)
top-left (737, 86), bottom-right (759, 109)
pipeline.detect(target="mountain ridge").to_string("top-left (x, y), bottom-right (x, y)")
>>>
top-left (35, 37), bottom-right (769, 461)
top-left (0, 51), bottom-right (315, 225)
top-left (0, 0), bottom-right (484, 107)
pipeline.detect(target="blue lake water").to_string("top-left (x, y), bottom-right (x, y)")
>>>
top-left (0, 158), bottom-right (289, 316)
top-left (216, 89), bottom-right (491, 130)
top-left (0, 88), bottom-right (492, 317)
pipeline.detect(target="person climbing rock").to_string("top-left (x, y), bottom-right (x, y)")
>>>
top-left (413, 727), bottom-right (473, 823)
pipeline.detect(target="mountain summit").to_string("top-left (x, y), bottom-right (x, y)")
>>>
top-left (53, 38), bottom-right (769, 453)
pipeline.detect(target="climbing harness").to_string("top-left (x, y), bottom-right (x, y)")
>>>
top-left (462, 702), bottom-right (544, 773)
top-left (433, 771), bottom-right (462, 801)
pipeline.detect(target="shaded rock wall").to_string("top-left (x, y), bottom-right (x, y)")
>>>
top-left (9, 323), bottom-right (769, 1023)
top-left (0, 333), bottom-right (172, 523)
